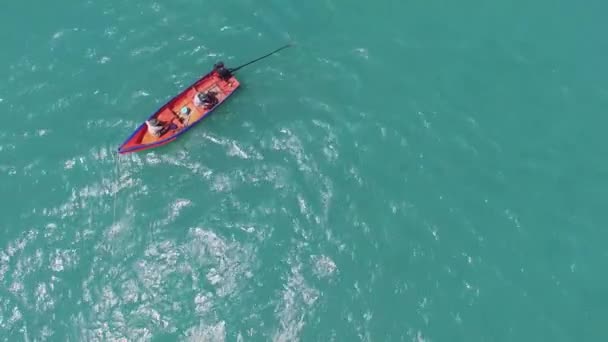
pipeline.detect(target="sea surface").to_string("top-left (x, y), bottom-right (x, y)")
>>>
top-left (1, 1), bottom-right (608, 341)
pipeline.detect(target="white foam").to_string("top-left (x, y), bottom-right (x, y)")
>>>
top-left (194, 292), bottom-right (214, 314)
top-left (64, 159), bottom-right (75, 169)
top-left (186, 228), bottom-right (253, 298)
top-left (312, 255), bottom-right (337, 278)
top-left (353, 47), bottom-right (369, 59)
top-left (52, 31), bottom-right (64, 40)
top-left (130, 42), bottom-right (167, 57)
top-left (270, 130), bottom-right (314, 174)
top-left (103, 27), bottom-right (117, 37)
top-left (272, 263), bottom-right (319, 342)
top-left (120, 279), bottom-right (140, 304)
top-left (8, 306), bottom-right (22, 325)
top-left (185, 321), bottom-right (226, 342)
top-left (178, 34), bottom-right (195, 41)
top-left (35, 283), bottom-right (54, 312)
top-left (9, 281), bottom-right (24, 294)
top-left (211, 174), bottom-right (232, 192)
top-left (158, 199), bottom-right (191, 226)
top-left (51, 255), bottom-right (64, 272)
top-left (228, 141), bottom-right (249, 159)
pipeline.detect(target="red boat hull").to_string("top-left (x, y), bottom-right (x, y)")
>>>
top-left (118, 70), bottom-right (240, 154)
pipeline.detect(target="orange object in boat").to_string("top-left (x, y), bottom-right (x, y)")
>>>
top-left (117, 70), bottom-right (239, 154)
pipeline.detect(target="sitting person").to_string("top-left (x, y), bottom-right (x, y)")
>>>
top-left (178, 106), bottom-right (191, 122)
top-left (214, 61), bottom-right (232, 81)
top-left (193, 91), bottom-right (219, 109)
top-left (145, 118), bottom-right (170, 137)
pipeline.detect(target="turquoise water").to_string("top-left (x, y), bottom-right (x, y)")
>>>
top-left (2, 0), bottom-right (608, 341)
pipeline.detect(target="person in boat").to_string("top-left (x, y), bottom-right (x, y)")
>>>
top-left (214, 61), bottom-right (232, 81)
top-left (145, 118), bottom-right (170, 137)
top-left (194, 91), bottom-right (219, 109)
top-left (178, 106), bottom-right (191, 122)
